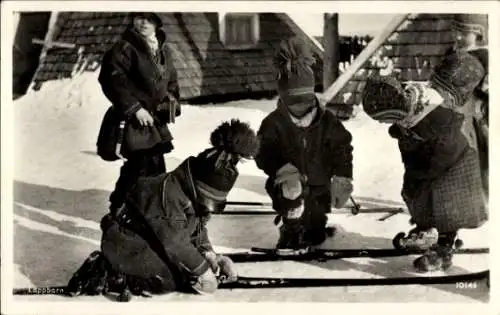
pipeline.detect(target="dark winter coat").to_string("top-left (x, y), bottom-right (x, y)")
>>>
top-left (255, 98), bottom-right (353, 216)
top-left (100, 157), bottom-right (212, 291)
top-left (390, 105), bottom-right (487, 233)
top-left (98, 27), bottom-right (180, 154)
top-left (256, 98), bottom-right (353, 185)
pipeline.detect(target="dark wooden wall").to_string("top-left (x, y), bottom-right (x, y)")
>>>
top-left (13, 12), bottom-right (51, 99)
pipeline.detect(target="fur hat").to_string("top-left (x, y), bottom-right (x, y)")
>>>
top-left (274, 37), bottom-right (316, 116)
top-left (362, 75), bottom-right (411, 122)
top-left (130, 12), bottom-right (163, 28)
top-left (430, 50), bottom-right (485, 106)
top-left (452, 14), bottom-right (488, 41)
top-left (191, 120), bottom-right (259, 210)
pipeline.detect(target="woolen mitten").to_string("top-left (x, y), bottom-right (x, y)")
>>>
top-left (281, 178), bottom-right (302, 201)
top-left (331, 176), bottom-right (353, 208)
top-left (274, 163), bottom-right (301, 188)
top-left (271, 163), bottom-right (304, 212)
top-left (274, 163), bottom-right (302, 201)
top-left (191, 269), bottom-right (218, 295)
top-left (203, 251), bottom-right (220, 274)
top-left (286, 204), bottom-right (304, 219)
top-left (217, 255), bottom-right (238, 282)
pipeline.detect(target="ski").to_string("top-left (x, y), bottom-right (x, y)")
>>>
top-left (216, 207), bottom-right (405, 216)
top-left (218, 271), bottom-right (489, 289)
top-left (13, 270), bottom-right (489, 295)
top-left (223, 247), bottom-right (489, 263)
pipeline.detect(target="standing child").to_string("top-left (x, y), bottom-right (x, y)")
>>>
top-left (362, 48), bottom-right (488, 272)
top-left (98, 12), bottom-right (180, 216)
top-left (255, 37), bottom-right (354, 249)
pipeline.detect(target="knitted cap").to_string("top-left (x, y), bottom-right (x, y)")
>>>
top-left (191, 120), bottom-right (260, 211)
top-left (362, 75), bottom-right (410, 122)
top-left (274, 37), bottom-right (316, 115)
top-left (452, 14), bottom-right (488, 39)
top-left (192, 149), bottom-right (238, 202)
top-left (130, 12), bottom-right (163, 28)
top-left (430, 50), bottom-right (485, 106)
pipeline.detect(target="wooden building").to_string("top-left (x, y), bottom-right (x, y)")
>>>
top-left (13, 12), bottom-right (52, 99)
top-left (13, 12), bottom-right (324, 102)
top-left (326, 14), bottom-right (483, 119)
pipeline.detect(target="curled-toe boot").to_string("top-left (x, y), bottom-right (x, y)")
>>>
top-left (413, 232), bottom-right (456, 272)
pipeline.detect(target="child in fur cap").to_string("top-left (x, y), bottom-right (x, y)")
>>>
top-left (99, 12), bottom-right (181, 217)
top-left (362, 48), bottom-right (488, 272)
top-left (66, 120), bottom-right (259, 300)
top-left (255, 37), bottom-right (354, 249)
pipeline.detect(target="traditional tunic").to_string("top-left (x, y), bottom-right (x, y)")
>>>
top-left (392, 50), bottom-right (488, 233)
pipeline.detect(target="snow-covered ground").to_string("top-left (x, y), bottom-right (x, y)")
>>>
top-left (8, 71), bottom-right (489, 306)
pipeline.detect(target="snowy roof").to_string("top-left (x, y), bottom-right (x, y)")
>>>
top-left (329, 13), bottom-right (470, 108)
top-left (32, 12), bottom-right (324, 101)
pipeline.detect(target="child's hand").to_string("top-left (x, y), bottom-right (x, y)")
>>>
top-left (135, 108), bottom-right (154, 127)
top-left (331, 176), bottom-right (353, 208)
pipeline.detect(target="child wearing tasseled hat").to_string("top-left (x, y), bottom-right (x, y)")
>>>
top-left (255, 37), bottom-right (354, 249)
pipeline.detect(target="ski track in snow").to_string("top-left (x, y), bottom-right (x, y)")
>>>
top-left (14, 214), bottom-right (100, 246)
top-left (9, 71), bottom-right (490, 303)
top-left (15, 202), bottom-right (99, 230)
top-left (13, 202), bottom-right (253, 254)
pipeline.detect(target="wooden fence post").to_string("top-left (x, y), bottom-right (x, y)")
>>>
top-left (323, 13), bottom-right (340, 91)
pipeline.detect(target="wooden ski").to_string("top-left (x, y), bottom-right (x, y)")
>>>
top-left (218, 271), bottom-right (489, 289)
top-left (224, 246), bottom-right (489, 263)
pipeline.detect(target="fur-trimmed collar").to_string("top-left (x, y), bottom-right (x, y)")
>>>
top-left (122, 27), bottom-right (167, 54)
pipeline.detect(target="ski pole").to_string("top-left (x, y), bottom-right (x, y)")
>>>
top-left (350, 196), bottom-right (361, 215)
